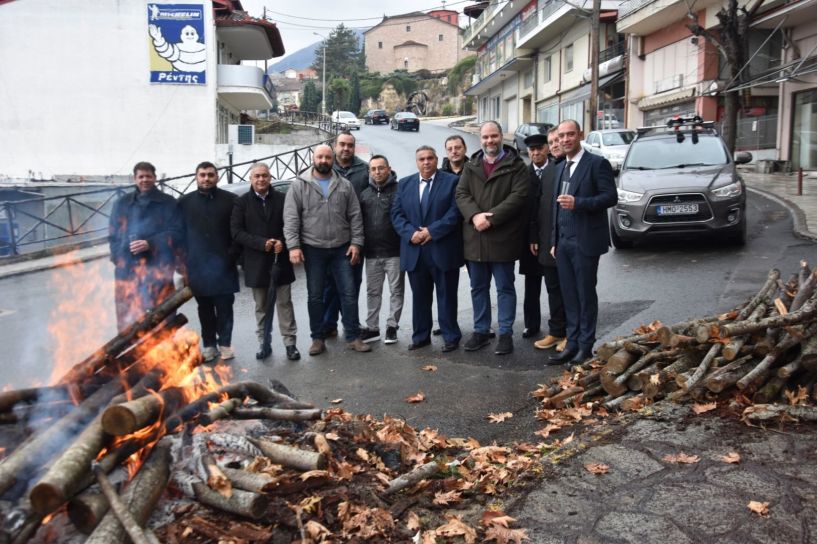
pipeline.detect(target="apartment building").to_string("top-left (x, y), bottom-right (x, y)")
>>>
top-left (0, 0), bottom-right (284, 180)
top-left (364, 11), bottom-right (463, 74)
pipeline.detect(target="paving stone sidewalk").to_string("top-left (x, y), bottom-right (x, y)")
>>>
top-left (509, 404), bottom-right (817, 543)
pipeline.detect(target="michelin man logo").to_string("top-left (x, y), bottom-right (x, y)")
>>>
top-left (149, 23), bottom-right (205, 73)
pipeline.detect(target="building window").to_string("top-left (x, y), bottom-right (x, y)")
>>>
top-left (406, 25), bottom-right (411, 32)
top-left (439, 34), bottom-right (444, 41)
top-left (404, 58), bottom-right (409, 69)
top-left (543, 55), bottom-right (552, 83)
top-left (564, 44), bottom-right (573, 73)
top-left (378, 41), bottom-right (383, 49)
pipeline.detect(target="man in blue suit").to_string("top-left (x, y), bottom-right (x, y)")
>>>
top-left (391, 145), bottom-right (463, 352)
top-left (548, 119), bottom-right (617, 365)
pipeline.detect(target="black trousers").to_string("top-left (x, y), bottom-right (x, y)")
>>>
top-left (195, 294), bottom-right (235, 348)
top-left (523, 268), bottom-right (566, 336)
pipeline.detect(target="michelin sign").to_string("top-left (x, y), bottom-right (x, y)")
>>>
top-left (148, 4), bottom-right (206, 85)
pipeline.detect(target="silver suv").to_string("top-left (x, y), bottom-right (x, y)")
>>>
top-left (610, 117), bottom-right (752, 248)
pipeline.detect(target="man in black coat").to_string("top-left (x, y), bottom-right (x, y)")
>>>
top-left (231, 163), bottom-right (300, 361)
top-left (108, 161), bottom-right (182, 331)
top-left (177, 161), bottom-right (240, 362)
top-left (527, 130), bottom-right (567, 354)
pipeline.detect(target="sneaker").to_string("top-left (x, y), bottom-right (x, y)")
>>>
top-left (347, 338), bottom-right (372, 352)
top-left (201, 346), bottom-right (219, 362)
top-left (495, 334), bottom-right (513, 355)
top-left (286, 345), bottom-right (301, 361)
top-left (359, 328), bottom-right (381, 343)
top-left (309, 339), bottom-right (326, 356)
top-left (463, 332), bottom-right (492, 352)
top-left (218, 345), bottom-right (235, 360)
top-left (384, 326), bottom-right (398, 344)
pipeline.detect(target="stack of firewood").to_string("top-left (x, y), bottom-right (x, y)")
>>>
top-left (543, 261), bottom-right (817, 421)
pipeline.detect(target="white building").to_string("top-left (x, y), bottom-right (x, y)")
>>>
top-left (0, 0), bottom-right (284, 181)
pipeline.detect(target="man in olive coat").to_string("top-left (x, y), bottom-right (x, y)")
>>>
top-left (231, 163), bottom-right (300, 361)
top-left (178, 161), bottom-right (240, 362)
top-left (455, 121), bottom-right (528, 356)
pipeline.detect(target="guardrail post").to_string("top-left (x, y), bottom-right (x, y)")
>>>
top-left (228, 150), bottom-right (234, 185)
top-left (798, 168), bottom-right (803, 196)
top-left (4, 203), bottom-right (18, 256)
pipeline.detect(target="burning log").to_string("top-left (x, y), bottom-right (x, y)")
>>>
top-left (230, 406), bottom-right (323, 422)
top-left (248, 438), bottom-right (326, 471)
top-left (102, 387), bottom-right (186, 436)
top-left (58, 286), bottom-right (193, 385)
top-left (67, 491), bottom-right (110, 534)
top-left (91, 462), bottom-right (161, 544)
top-left (198, 398), bottom-right (243, 426)
top-left (85, 441), bottom-right (171, 544)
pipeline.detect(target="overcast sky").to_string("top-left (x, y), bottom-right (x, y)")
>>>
top-left (241, 0), bottom-right (470, 61)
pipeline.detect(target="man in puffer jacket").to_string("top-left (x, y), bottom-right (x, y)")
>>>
top-left (357, 155), bottom-right (404, 345)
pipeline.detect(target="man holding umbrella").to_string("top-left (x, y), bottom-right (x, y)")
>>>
top-left (231, 163), bottom-right (301, 361)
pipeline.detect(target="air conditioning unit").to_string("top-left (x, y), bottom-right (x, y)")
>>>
top-left (228, 124), bottom-right (255, 145)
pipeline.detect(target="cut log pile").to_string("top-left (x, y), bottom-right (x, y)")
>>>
top-left (536, 262), bottom-right (817, 423)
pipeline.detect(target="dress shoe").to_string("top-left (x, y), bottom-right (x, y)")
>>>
top-left (347, 338), bottom-right (372, 352)
top-left (534, 335), bottom-right (566, 350)
top-left (286, 345), bottom-right (301, 361)
top-left (432, 328), bottom-right (442, 336)
top-left (255, 343), bottom-right (272, 360)
top-left (547, 347), bottom-right (577, 365)
top-left (522, 328), bottom-right (540, 339)
top-left (495, 334), bottom-right (513, 355)
top-left (441, 342), bottom-right (459, 353)
top-left (308, 339), bottom-right (326, 356)
top-left (408, 339), bottom-right (431, 350)
top-left (555, 338), bottom-right (568, 352)
top-left (464, 332), bottom-right (492, 351)
top-left (324, 328), bottom-right (338, 338)
top-left (569, 349), bottom-right (593, 365)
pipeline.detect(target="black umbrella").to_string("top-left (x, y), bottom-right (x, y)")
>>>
top-left (258, 251), bottom-right (282, 360)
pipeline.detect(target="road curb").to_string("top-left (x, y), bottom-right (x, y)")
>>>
top-left (747, 186), bottom-right (817, 243)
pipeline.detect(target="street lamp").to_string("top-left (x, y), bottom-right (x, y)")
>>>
top-left (313, 32), bottom-right (327, 117)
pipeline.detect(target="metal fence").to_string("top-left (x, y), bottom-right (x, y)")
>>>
top-left (0, 112), bottom-right (335, 258)
top-left (730, 113), bottom-right (777, 151)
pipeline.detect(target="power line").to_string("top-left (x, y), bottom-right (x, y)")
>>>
top-left (263, 0), bottom-right (477, 23)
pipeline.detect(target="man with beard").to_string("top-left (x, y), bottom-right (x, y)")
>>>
top-left (322, 131), bottom-right (369, 338)
top-left (231, 163), bottom-right (300, 361)
top-left (284, 144), bottom-right (371, 355)
top-left (440, 135), bottom-right (467, 177)
top-left (548, 119), bottom-right (617, 365)
top-left (358, 155), bottom-right (404, 344)
top-left (109, 161), bottom-right (181, 331)
top-left (456, 121), bottom-right (528, 356)
top-left (178, 161), bottom-right (239, 362)
top-left (526, 131), bottom-right (568, 355)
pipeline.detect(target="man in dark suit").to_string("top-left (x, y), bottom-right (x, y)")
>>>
top-left (548, 119), bottom-right (617, 365)
top-left (524, 133), bottom-right (567, 353)
top-left (391, 145), bottom-right (463, 352)
top-left (231, 163), bottom-right (300, 361)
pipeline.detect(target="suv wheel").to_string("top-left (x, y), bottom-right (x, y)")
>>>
top-left (610, 217), bottom-right (634, 249)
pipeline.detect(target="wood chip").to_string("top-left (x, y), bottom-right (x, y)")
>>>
top-left (748, 500), bottom-right (770, 517)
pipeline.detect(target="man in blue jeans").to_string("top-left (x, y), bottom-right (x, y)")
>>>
top-left (283, 144), bottom-right (371, 355)
top-left (455, 121), bottom-right (529, 355)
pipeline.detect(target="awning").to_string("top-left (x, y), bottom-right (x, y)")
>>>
top-left (638, 87), bottom-right (696, 110)
top-left (465, 57), bottom-right (533, 96)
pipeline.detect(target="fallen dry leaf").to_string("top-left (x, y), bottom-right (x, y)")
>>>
top-left (487, 412), bottom-right (513, 423)
top-left (421, 364), bottom-right (438, 372)
top-left (484, 526), bottom-right (529, 544)
top-left (692, 401), bottom-right (718, 415)
top-left (433, 490), bottom-right (463, 505)
top-left (784, 385), bottom-right (809, 406)
top-left (662, 453), bottom-right (700, 464)
top-left (434, 516), bottom-right (477, 544)
top-left (720, 452), bottom-right (741, 464)
top-left (748, 500), bottom-right (770, 517)
top-left (405, 392), bottom-right (426, 403)
top-left (330, 398), bottom-right (343, 404)
top-left (480, 511), bottom-right (516, 528)
top-left (584, 463), bottom-right (610, 475)
top-left (406, 511), bottom-right (421, 531)
top-left (649, 373), bottom-right (662, 385)
top-left (305, 520), bottom-right (331, 540)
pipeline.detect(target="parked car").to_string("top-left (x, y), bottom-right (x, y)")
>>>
top-left (364, 109), bottom-right (389, 125)
top-left (391, 112), bottom-right (420, 132)
top-left (331, 110), bottom-right (361, 131)
top-left (581, 129), bottom-right (636, 172)
top-left (610, 116), bottom-right (752, 249)
top-left (513, 123), bottom-right (554, 154)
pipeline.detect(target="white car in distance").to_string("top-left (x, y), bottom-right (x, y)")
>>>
top-left (331, 110), bottom-right (361, 131)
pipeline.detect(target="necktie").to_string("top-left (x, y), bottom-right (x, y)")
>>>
top-left (535, 167), bottom-right (544, 177)
top-left (420, 179), bottom-right (431, 217)
top-left (560, 161), bottom-right (574, 195)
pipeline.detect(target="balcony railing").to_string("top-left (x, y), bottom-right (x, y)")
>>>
top-left (618, 0), bottom-right (657, 19)
top-left (599, 41), bottom-right (626, 63)
top-left (517, 0), bottom-right (573, 42)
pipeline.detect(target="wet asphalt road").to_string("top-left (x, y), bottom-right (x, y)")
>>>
top-left (1, 121), bottom-right (815, 444)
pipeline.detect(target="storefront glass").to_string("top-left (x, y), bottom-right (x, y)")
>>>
top-left (792, 89), bottom-right (817, 170)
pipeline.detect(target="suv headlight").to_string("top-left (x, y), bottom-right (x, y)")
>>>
top-left (617, 188), bottom-right (643, 203)
top-left (711, 182), bottom-right (742, 199)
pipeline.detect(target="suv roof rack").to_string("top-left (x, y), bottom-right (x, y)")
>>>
top-left (636, 115), bottom-right (717, 136)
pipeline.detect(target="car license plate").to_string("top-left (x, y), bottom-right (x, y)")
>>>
top-left (657, 204), bottom-right (699, 215)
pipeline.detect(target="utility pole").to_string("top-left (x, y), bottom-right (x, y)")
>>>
top-left (313, 32), bottom-right (327, 116)
top-left (588, 0), bottom-right (601, 131)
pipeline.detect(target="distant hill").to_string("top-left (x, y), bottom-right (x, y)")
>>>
top-left (270, 28), bottom-right (367, 73)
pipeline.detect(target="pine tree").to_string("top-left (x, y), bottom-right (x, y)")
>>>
top-left (312, 24), bottom-right (361, 82)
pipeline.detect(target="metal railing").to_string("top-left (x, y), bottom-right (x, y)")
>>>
top-left (599, 41), bottom-right (626, 63)
top-left (618, 0), bottom-right (657, 19)
top-left (0, 112), bottom-right (335, 258)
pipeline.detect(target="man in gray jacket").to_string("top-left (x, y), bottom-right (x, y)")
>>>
top-left (284, 144), bottom-right (371, 356)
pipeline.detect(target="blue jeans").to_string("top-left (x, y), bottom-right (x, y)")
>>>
top-left (466, 261), bottom-right (516, 336)
top-left (322, 258), bottom-right (364, 333)
top-left (303, 244), bottom-right (361, 341)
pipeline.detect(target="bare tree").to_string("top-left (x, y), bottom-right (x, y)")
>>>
top-left (686, 0), bottom-right (766, 153)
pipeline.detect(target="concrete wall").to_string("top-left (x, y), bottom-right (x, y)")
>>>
top-left (365, 15), bottom-right (461, 74)
top-left (0, 0), bottom-right (217, 179)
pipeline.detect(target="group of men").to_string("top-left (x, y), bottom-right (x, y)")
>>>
top-left (108, 118), bottom-right (616, 366)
